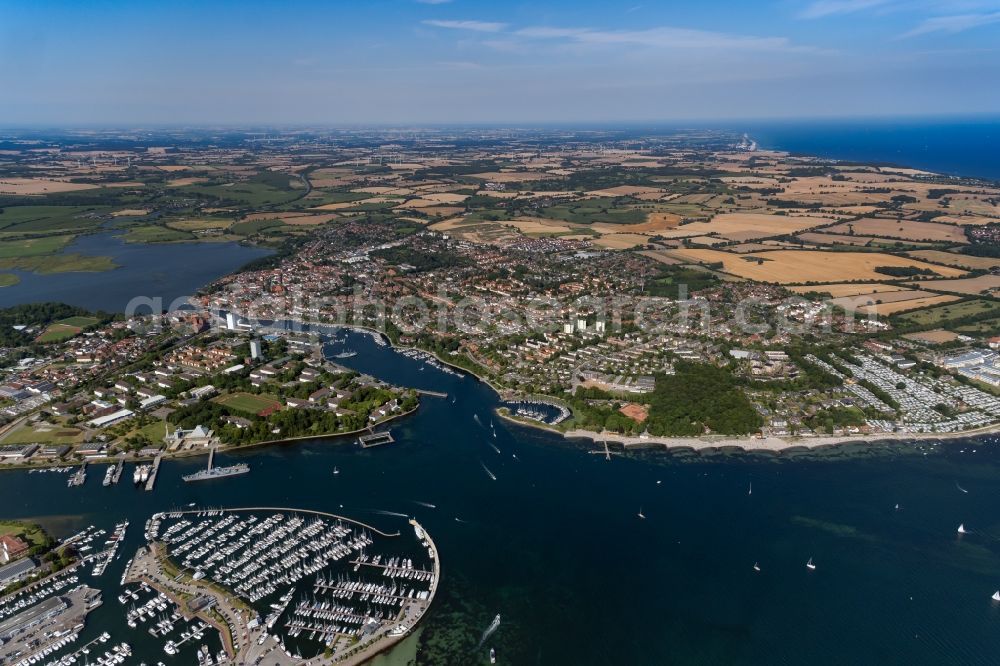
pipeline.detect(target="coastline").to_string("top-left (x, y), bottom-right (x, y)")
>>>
top-left (0, 404), bottom-right (419, 472)
top-left (250, 316), bottom-right (1000, 457)
top-left (563, 422), bottom-right (1000, 453)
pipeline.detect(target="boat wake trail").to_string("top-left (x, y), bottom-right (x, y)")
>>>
top-left (411, 501), bottom-right (437, 509)
top-left (372, 509), bottom-right (410, 518)
top-left (956, 482), bottom-right (969, 494)
top-left (480, 461), bottom-right (497, 481)
top-left (473, 414), bottom-right (485, 428)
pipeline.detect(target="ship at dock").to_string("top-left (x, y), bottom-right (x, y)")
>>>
top-left (182, 445), bottom-right (249, 482)
top-left (182, 463), bottom-right (250, 482)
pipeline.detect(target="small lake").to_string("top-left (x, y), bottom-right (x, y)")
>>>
top-left (0, 232), bottom-right (272, 312)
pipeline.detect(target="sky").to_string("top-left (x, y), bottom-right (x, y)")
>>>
top-left (1, 0), bottom-right (999, 125)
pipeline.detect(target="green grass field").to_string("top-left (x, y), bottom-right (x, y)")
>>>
top-left (0, 234), bottom-right (75, 258)
top-left (537, 198), bottom-right (648, 225)
top-left (56, 315), bottom-right (101, 328)
top-left (138, 420), bottom-right (174, 442)
top-left (177, 172), bottom-right (301, 208)
top-left (228, 218), bottom-right (284, 236)
top-left (215, 392), bottom-right (282, 415)
top-left (1, 422), bottom-right (83, 445)
top-left (34, 315), bottom-right (100, 343)
top-left (897, 299), bottom-right (1000, 327)
top-left (0, 205), bottom-right (110, 234)
top-left (35, 323), bottom-right (82, 343)
top-left (123, 225), bottom-right (195, 243)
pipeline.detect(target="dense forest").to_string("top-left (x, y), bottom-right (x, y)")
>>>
top-left (645, 362), bottom-right (762, 436)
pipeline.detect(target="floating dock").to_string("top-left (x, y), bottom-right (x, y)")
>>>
top-left (359, 430), bottom-right (394, 448)
top-left (145, 454), bottom-right (162, 491)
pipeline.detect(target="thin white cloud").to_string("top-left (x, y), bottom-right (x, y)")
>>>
top-left (798, 0), bottom-right (892, 19)
top-left (901, 10), bottom-right (1000, 36)
top-left (422, 19), bottom-right (507, 32)
top-left (436, 60), bottom-right (483, 70)
top-left (515, 25), bottom-right (813, 52)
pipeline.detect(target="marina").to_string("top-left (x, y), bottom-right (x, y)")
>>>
top-left (503, 400), bottom-right (571, 426)
top-left (1, 328), bottom-right (1000, 664)
top-left (134, 507), bottom-right (438, 663)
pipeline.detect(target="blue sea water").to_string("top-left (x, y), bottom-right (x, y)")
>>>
top-left (745, 117), bottom-right (1000, 182)
top-left (3, 329), bottom-right (1000, 665)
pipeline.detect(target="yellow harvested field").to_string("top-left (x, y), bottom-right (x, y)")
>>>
top-left (668, 248), bottom-right (966, 284)
top-left (639, 250), bottom-right (683, 265)
top-left (590, 218), bottom-right (682, 236)
top-left (643, 212), bottom-right (684, 229)
top-left (903, 329), bottom-right (961, 344)
top-left (112, 208), bottom-right (151, 217)
top-left (395, 194), bottom-right (467, 208)
top-left (593, 233), bottom-right (651, 249)
top-left (855, 295), bottom-right (960, 315)
top-left (825, 218), bottom-right (967, 244)
top-left (156, 165), bottom-right (192, 172)
top-left (910, 275), bottom-right (1000, 295)
top-left (352, 186), bottom-right (415, 195)
top-left (933, 214), bottom-right (998, 226)
top-left (831, 289), bottom-right (939, 308)
top-left (947, 195), bottom-right (1000, 217)
top-left (311, 200), bottom-right (373, 211)
top-left (420, 192), bottom-right (468, 204)
top-left (0, 178), bottom-right (99, 195)
top-left (166, 219), bottom-right (232, 231)
top-left (906, 250), bottom-right (1000, 271)
top-left (728, 242), bottom-right (800, 253)
top-left (687, 236), bottom-right (727, 246)
top-left (501, 218), bottom-right (574, 235)
top-left (789, 283), bottom-right (907, 297)
top-left (657, 213), bottom-right (829, 241)
top-left (796, 232), bottom-right (879, 247)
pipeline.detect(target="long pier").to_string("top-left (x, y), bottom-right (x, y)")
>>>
top-left (111, 456), bottom-right (125, 484)
top-left (145, 454), bottom-right (162, 491)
